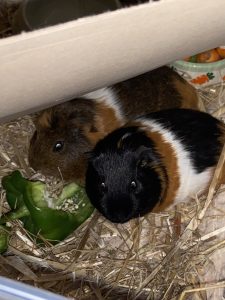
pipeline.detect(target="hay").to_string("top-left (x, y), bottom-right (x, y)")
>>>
top-left (0, 83), bottom-right (225, 300)
top-left (1, 2), bottom-right (225, 298)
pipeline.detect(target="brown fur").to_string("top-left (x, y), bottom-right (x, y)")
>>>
top-left (29, 99), bottom-right (98, 184)
top-left (37, 110), bottom-right (52, 128)
top-left (61, 156), bottom-right (87, 185)
top-left (145, 130), bottom-right (180, 212)
top-left (142, 159), bottom-right (168, 204)
top-left (172, 75), bottom-right (199, 110)
top-left (114, 66), bottom-right (199, 118)
top-left (29, 66), bottom-right (200, 182)
top-left (215, 123), bottom-right (225, 186)
top-left (84, 102), bottom-right (123, 146)
top-left (127, 121), bottom-right (180, 211)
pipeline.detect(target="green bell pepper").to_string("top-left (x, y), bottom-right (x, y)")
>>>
top-left (0, 171), bottom-right (94, 246)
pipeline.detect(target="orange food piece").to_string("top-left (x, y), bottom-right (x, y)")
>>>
top-left (196, 49), bottom-right (221, 63)
top-left (223, 75), bottom-right (225, 81)
top-left (183, 55), bottom-right (197, 63)
top-left (216, 47), bottom-right (225, 58)
top-left (191, 74), bottom-right (209, 85)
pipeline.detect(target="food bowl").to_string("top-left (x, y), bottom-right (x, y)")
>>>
top-left (171, 59), bottom-right (225, 88)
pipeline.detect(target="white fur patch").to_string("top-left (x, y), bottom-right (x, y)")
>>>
top-left (82, 88), bottom-right (124, 123)
top-left (138, 117), bottom-right (213, 205)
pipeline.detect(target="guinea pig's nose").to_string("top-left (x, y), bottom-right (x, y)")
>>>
top-left (105, 197), bottom-right (134, 223)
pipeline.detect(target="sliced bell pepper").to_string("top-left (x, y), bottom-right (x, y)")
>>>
top-left (0, 171), bottom-right (94, 247)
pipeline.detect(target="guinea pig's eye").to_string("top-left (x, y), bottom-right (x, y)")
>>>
top-left (130, 180), bottom-right (137, 190)
top-left (100, 182), bottom-right (107, 193)
top-left (53, 141), bottom-right (64, 152)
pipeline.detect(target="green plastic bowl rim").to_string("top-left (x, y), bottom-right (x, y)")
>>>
top-left (171, 59), bottom-right (225, 72)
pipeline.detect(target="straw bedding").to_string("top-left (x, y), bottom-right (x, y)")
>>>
top-left (2, 1), bottom-right (225, 299)
top-left (0, 83), bottom-right (225, 300)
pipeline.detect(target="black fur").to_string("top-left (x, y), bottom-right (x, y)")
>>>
top-left (142, 108), bottom-right (223, 173)
top-left (85, 109), bottom-right (225, 223)
top-left (86, 127), bottom-right (166, 223)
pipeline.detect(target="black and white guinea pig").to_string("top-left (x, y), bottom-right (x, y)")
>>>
top-left (85, 109), bottom-right (225, 223)
top-left (28, 66), bottom-right (199, 184)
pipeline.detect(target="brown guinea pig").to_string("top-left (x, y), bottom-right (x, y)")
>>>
top-left (85, 109), bottom-right (225, 223)
top-left (28, 66), bottom-right (199, 184)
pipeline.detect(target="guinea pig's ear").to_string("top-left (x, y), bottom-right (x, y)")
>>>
top-left (66, 101), bottom-right (101, 140)
top-left (35, 110), bottom-right (53, 130)
top-left (136, 146), bottom-right (161, 168)
top-left (117, 132), bottom-right (134, 149)
top-left (67, 99), bottom-right (97, 126)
